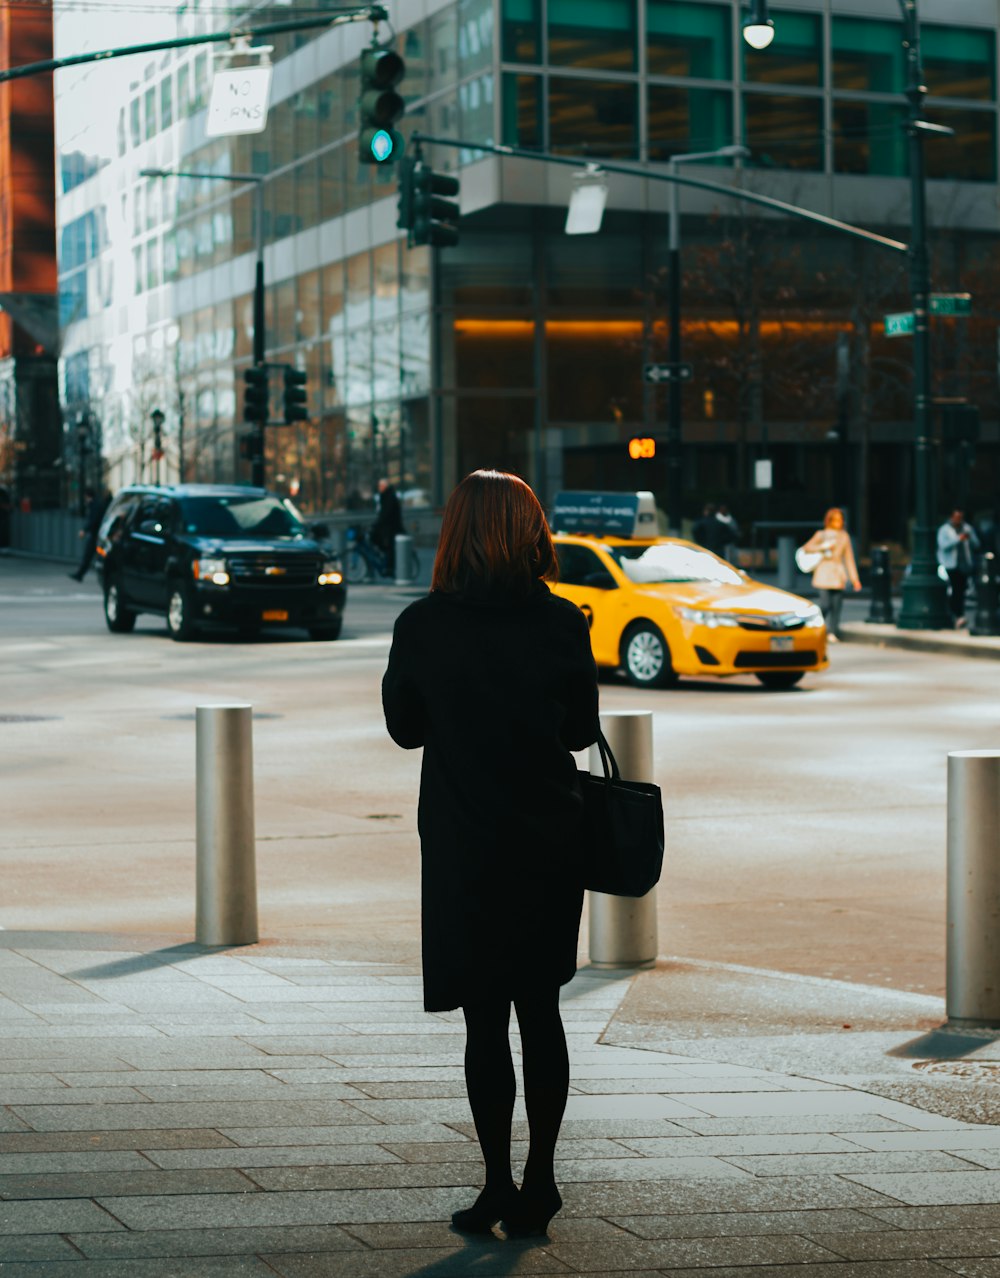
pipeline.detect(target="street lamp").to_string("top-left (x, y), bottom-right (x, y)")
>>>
top-left (665, 144), bottom-right (750, 535)
top-left (150, 407), bottom-right (165, 485)
top-left (742, 0), bottom-right (775, 50)
top-left (140, 167), bottom-right (267, 487)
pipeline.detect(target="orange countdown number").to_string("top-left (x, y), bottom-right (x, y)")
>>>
top-left (628, 437), bottom-right (656, 460)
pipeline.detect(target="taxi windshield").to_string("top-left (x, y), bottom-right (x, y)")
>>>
top-left (180, 495), bottom-right (308, 539)
top-left (610, 543), bottom-right (743, 586)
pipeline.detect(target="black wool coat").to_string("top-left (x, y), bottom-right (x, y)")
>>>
top-left (382, 582), bottom-right (600, 1012)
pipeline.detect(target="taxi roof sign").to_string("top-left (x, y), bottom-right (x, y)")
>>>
top-left (551, 491), bottom-right (658, 539)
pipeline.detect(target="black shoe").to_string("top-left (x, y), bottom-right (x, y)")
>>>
top-left (451, 1185), bottom-right (518, 1235)
top-left (502, 1184), bottom-right (563, 1237)
top-left (67, 572), bottom-right (83, 582)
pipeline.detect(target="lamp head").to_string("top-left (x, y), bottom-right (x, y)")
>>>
top-left (743, 0), bottom-right (774, 49)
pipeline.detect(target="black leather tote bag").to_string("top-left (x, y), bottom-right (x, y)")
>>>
top-left (578, 729), bottom-right (664, 897)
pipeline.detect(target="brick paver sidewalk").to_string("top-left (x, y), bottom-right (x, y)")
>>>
top-left (4, 935), bottom-right (1000, 1276)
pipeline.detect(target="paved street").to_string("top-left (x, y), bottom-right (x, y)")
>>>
top-left (5, 552), bottom-right (1000, 1274)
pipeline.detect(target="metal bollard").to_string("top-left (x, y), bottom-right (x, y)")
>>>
top-left (971, 553), bottom-right (1000, 636)
top-left (588, 710), bottom-right (658, 969)
top-left (394, 533), bottom-right (414, 586)
top-left (777, 535), bottom-right (796, 592)
top-left (947, 750), bottom-right (1000, 1025)
top-left (196, 705), bottom-right (259, 946)
top-left (866, 545), bottom-right (895, 624)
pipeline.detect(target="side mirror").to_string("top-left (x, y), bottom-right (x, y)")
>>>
top-left (137, 519), bottom-right (162, 536)
top-left (310, 522), bottom-right (330, 541)
top-left (584, 570), bottom-right (617, 591)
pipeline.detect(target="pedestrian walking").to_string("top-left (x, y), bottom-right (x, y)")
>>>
top-left (692, 503), bottom-right (727, 556)
top-left (371, 477), bottom-right (405, 575)
top-left (715, 503), bottom-right (740, 563)
top-left (382, 469), bottom-right (600, 1237)
top-left (937, 508), bottom-right (980, 629)
top-left (799, 507), bottom-right (861, 641)
top-left (68, 487), bottom-right (110, 582)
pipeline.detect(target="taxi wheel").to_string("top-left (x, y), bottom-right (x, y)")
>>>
top-left (622, 623), bottom-right (676, 689)
top-left (755, 672), bottom-right (804, 690)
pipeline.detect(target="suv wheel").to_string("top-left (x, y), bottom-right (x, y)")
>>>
top-left (166, 582), bottom-right (198, 642)
top-left (622, 622), bottom-right (676, 689)
top-left (103, 578), bottom-right (137, 633)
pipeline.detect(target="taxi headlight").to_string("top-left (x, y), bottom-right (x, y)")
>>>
top-left (801, 605), bottom-right (825, 628)
top-left (674, 606), bottom-right (739, 628)
top-left (193, 557), bottom-right (229, 586)
top-left (318, 561), bottom-right (343, 587)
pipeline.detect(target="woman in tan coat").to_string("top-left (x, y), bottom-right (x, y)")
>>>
top-left (800, 507), bottom-right (861, 640)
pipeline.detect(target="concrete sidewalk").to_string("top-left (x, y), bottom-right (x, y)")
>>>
top-left (5, 930), bottom-right (1000, 1275)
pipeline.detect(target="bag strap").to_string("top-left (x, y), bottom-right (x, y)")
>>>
top-left (595, 727), bottom-right (621, 784)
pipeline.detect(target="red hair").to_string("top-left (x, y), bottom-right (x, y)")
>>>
top-left (432, 470), bottom-right (557, 595)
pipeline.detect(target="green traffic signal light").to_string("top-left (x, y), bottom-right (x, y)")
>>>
top-left (243, 366), bottom-right (269, 423)
top-left (359, 46), bottom-right (405, 166)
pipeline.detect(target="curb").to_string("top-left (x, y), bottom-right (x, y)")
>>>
top-left (841, 620), bottom-right (1000, 660)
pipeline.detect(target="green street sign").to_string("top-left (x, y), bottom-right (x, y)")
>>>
top-left (884, 311), bottom-right (915, 337)
top-left (930, 292), bottom-right (972, 316)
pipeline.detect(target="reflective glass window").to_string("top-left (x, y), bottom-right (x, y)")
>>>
top-left (319, 147), bottom-right (345, 223)
top-left (459, 73), bottom-right (496, 152)
top-left (550, 77), bottom-right (638, 158)
top-left (160, 78), bottom-right (173, 130)
top-left (178, 65), bottom-right (190, 118)
top-left (926, 107), bottom-right (996, 181)
top-left (549, 0), bottom-right (635, 72)
top-left (501, 74), bottom-right (542, 149)
top-left (430, 7), bottom-right (458, 85)
top-left (129, 98), bottom-right (141, 148)
top-left (546, 232), bottom-right (642, 307)
top-left (322, 262), bottom-right (345, 333)
top-left (346, 252), bottom-right (372, 329)
top-left (648, 86), bottom-right (733, 161)
top-left (546, 320), bottom-right (643, 422)
top-left (924, 25), bottom-right (995, 101)
top-left (450, 396), bottom-right (537, 482)
top-left (744, 94), bottom-right (823, 170)
top-left (297, 271), bottom-right (321, 343)
top-left (647, 1), bottom-right (731, 80)
top-left (833, 101), bottom-right (907, 176)
top-left (401, 310), bottom-right (431, 396)
top-left (502, 0), bottom-right (540, 64)
top-left (373, 318), bottom-right (401, 401)
top-left (832, 18), bottom-right (902, 93)
top-left (144, 87), bottom-right (156, 140)
top-left (373, 243), bottom-right (399, 323)
top-left (744, 11), bottom-right (821, 87)
top-left (402, 22), bottom-right (432, 101)
top-left (346, 327), bottom-right (373, 406)
top-left (459, 0), bottom-right (494, 76)
top-left (401, 241), bottom-right (430, 313)
top-left (454, 318), bottom-right (534, 389)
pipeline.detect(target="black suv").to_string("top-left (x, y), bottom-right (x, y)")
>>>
top-left (96, 484), bottom-right (347, 641)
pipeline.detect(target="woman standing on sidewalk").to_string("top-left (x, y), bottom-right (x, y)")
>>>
top-left (800, 507), bottom-right (861, 641)
top-left (382, 469), bottom-right (600, 1237)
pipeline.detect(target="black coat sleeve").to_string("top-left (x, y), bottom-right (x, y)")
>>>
top-left (382, 608), bottom-right (425, 749)
top-left (559, 605), bottom-right (601, 753)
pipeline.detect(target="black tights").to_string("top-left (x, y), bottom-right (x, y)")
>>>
top-left (462, 986), bottom-right (569, 1193)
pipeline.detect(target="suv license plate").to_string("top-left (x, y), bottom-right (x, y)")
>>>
top-left (262, 610), bottom-right (289, 622)
top-left (770, 636), bottom-right (794, 652)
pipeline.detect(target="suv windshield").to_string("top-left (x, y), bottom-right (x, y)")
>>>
top-left (610, 543), bottom-right (743, 586)
top-left (179, 495), bottom-right (308, 539)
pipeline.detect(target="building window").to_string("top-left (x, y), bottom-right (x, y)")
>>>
top-left (832, 18), bottom-right (903, 94)
top-left (925, 108), bottom-right (997, 181)
top-left (129, 98), bottom-right (141, 148)
top-left (744, 94), bottom-right (823, 170)
top-left (647, 0), bottom-right (731, 80)
top-left (924, 25), bottom-right (996, 101)
top-left (648, 86), bottom-right (733, 161)
top-left (833, 101), bottom-right (907, 177)
top-left (502, 0), bottom-right (540, 64)
top-left (459, 73), bottom-right (495, 151)
top-left (459, 0), bottom-right (494, 77)
top-left (744, 11), bottom-right (821, 87)
top-left (550, 77), bottom-right (638, 159)
top-left (160, 78), bottom-right (173, 130)
top-left (144, 87), bottom-right (157, 140)
top-left (502, 74), bottom-right (542, 148)
top-left (548, 0), bottom-right (636, 72)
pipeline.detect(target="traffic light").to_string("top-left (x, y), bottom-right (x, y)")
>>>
top-left (238, 433), bottom-right (260, 462)
top-left (358, 46), bottom-right (405, 164)
top-left (243, 366), bottom-right (269, 423)
top-left (283, 367), bottom-right (309, 424)
top-left (398, 158), bottom-right (461, 248)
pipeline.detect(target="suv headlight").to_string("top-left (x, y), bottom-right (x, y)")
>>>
top-left (674, 606), bottom-right (738, 628)
top-left (318, 561), bottom-right (343, 586)
top-left (193, 557), bottom-right (230, 586)
top-left (801, 605), bottom-right (825, 629)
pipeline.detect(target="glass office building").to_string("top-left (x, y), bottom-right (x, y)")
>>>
top-left (55, 0), bottom-right (1000, 541)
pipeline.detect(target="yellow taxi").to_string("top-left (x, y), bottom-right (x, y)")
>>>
top-left (549, 491), bottom-right (828, 690)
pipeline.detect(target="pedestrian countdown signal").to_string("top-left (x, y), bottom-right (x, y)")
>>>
top-left (628, 437), bottom-right (656, 460)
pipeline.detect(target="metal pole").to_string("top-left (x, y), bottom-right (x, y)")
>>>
top-left (252, 180), bottom-right (266, 490)
top-left (196, 704), bottom-right (258, 946)
top-left (947, 750), bottom-right (1000, 1025)
top-left (666, 165), bottom-right (682, 537)
top-left (896, 0), bottom-right (950, 630)
top-left (588, 710), bottom-right (658, 968)
top-left (394, 533), bottom-right (414, 586)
